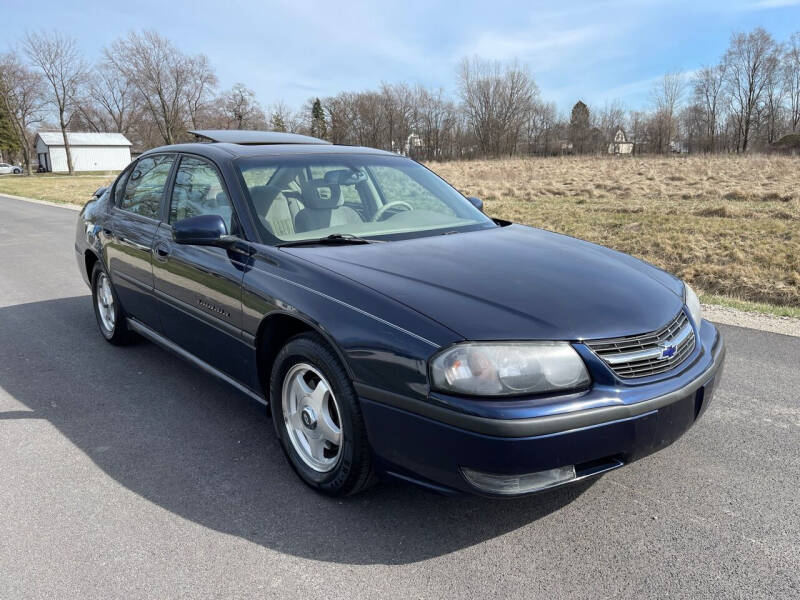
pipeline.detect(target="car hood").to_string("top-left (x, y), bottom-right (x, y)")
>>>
top-left (283, 224), bottom-right (685, 341)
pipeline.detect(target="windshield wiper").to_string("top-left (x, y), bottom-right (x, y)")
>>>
top-left (276, 233), bottom-right (383, 248)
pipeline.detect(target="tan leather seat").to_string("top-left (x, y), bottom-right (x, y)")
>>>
top-left (250, 185), bottom-right (296, 237)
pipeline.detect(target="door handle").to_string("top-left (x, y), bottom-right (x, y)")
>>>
top-left (153, 241), bottom-right (171, 260)
top-left (119, 236), bottom-right (152, 252)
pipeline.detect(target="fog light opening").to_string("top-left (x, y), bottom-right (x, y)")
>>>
top-left (461, 465), bottom-right (577, 496)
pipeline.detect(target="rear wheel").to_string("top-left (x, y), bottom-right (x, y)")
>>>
top-left (91, 261), bottom-right (135, 345)
top-left (270, 333), bottom-right (375, 496)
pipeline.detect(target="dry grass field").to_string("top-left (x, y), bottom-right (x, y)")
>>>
top-left (1, 155), bottom-right (797, 309)
top-left (430, 155), bottom-right (800, 308)
top-left (0, 172), bottom-right (117, 205)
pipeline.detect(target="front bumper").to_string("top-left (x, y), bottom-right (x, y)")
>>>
top-left (358, 319), bottom-right (725, 496)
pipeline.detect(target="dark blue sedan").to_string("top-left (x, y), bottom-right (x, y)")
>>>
top-left (74, 130), bottom-right (725, 497)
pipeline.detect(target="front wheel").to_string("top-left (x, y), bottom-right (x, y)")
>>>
top-left (12, 168), bottom-right (21, 174)
top-left (270, 333), bottom-right (375, 496)
top-left (91, 261), bottom-right (135, 345)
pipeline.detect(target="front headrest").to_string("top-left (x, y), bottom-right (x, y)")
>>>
top-left (249, 185), bottom-right (282, 214)
top-left (300, 180), bottom-right (342, 209)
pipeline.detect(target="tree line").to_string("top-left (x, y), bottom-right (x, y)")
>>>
top-left (1, 27), bottom-right (799, 174)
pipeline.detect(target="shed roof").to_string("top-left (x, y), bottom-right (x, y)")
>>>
top-left (36, 131), bottom-right (132, 147)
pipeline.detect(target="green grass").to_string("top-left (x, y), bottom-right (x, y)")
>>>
top-left (700, 294), bottom-right (800, 319)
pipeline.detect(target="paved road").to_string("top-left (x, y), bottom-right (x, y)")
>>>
top-left (1, 195), bottom-right (798, 600)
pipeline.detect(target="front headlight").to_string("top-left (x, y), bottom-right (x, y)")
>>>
top-left (684, 283), bottom-right (702, 325)
top-left (430, 342), bottom-right (590, 397)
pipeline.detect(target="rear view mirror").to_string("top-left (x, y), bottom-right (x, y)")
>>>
top-left (467, 196), bottom-right (484, 212)
top-left (173, 214), bottom-right (228, 245)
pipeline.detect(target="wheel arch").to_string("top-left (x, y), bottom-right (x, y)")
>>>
top-left (84, 248), bottom-right (100, 281)
top-left (254, 310), bottom-right (355, 399)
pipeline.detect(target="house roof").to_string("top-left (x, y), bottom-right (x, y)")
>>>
top-left (36, 131), bottom-right (132, 147)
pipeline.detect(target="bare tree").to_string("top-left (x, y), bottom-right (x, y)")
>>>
top-left (457, 57), bottom-right (538, 156)
top-left (80, 61), bottom-right (141, 135)
top-left (595, 99), bottom-right (627, 152)
top-left (412, 86), bottom-right (458, 160)
top-left (784, 32), bottom-right (800, 133)
top-left (218, 83), bottom-right (266, 129)
top-left (379, 82), bottom-right (414, 153)
top-left (692, 64), bottom-right (727, 151)
top-left (627, 110), bottom-right (649, 154)
top-left (268, 101), bottom-right (301, 133)
top-left (650, 71), bottom-right (685, 153)
top-left (762, 59), bottom-right (785, 145)
top-left (23, 31), bottom-right (87, 174)
top-left (185, 54), bottom-right (217, 129)
top-left (524, 99), bottom-right (558, 155)
top-left (105, 31), bottom-right (201, 145)
top-left (723, 28), bottom-right (781, 152)
top-left (0, 52), bottom-right (46, 173)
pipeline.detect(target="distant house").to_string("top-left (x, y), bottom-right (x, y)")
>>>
top-left (35, 131), bottom-right (132, 173)
top-left (669, 140), bottom-right (688, 154)
top-left (404, 133), bottom-right (424, 157)
top-left (608, 128), bottom-right (633, 155)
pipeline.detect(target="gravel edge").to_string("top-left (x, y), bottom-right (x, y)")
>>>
top-left (0, 192), bottom-right (82, 211)
top-left (701, 304), bottom-right (799, 338)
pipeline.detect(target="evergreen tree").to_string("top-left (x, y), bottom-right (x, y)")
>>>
top-left (0, 102), bottom-right (21, 162)
top-left (569, 100), bottom-right (591, 153)
top-left (270, 112), bottom-right (287, 132)
top-left (310, 98), bottom-right (327, 139)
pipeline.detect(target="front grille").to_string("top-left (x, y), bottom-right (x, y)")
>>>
top-left (586, 311), bottom-right (696, 378)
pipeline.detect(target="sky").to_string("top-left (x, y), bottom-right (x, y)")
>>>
top-left (5, 0), bottom-right (800, 114)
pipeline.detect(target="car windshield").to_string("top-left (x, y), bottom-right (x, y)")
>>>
top-left (237, 154), bottom-right (495, 243)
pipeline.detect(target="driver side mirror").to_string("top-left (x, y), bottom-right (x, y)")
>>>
top-left (173, 214), bottom-right (228, 245)
top-left (466, 196), bottom-right (484, 212)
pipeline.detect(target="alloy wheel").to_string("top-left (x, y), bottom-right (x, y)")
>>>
top-left (281, 363), bottom-right (343, 472)
top-left (96, 272), bottom-right (116, 332)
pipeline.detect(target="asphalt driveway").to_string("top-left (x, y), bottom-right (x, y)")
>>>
top-left (1, 195), bottom-right (798, 599)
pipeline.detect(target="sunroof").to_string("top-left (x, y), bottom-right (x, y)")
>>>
top-left (188, 130), bottom-right (331, 145)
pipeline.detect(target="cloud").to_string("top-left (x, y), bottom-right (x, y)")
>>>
top-left (747, 0), bottom-right (800, 8)
top-left (454, 26), bottom-right (602, 64)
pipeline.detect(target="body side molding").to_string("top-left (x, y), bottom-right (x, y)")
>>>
top-left (126, 317), bottom-right (267, 406)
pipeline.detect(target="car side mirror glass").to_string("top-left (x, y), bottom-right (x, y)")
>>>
top-left (173, 214), bottom-right (228, 246)
top-left (467, 196), bottom-right (484, 212)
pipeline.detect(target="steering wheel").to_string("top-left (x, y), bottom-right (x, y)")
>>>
top-left (373, 200), bottom-right (413, 222)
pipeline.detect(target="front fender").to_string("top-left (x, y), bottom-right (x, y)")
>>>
top-left (240, 250), bottom-right (461, 402)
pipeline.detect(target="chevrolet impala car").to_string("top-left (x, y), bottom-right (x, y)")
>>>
top-left (74, 130), bottom-right (725, 497)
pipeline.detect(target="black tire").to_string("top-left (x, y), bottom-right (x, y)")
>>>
top-left (12, 168), bottom-right (21, 174)
top-left (91, 261), bottom-right (136, 345)
top-left (270, 332), bottom-right (375, 496)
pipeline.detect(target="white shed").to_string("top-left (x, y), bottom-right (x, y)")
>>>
top-left (35, 131), bottom-right (132, 173)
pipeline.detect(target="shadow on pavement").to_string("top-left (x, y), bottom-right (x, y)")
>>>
top-left (0, 296), bottom-right (593, 565)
